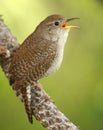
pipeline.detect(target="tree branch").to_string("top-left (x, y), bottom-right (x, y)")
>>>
top-left (0, 16), bottom-right (79, 130)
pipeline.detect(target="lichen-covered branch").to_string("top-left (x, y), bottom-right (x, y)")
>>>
top-left (0, 17), bottom-right (79, 130)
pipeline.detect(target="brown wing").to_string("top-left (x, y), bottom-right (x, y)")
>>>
top-left (9, 36), bottom-right (56, 86)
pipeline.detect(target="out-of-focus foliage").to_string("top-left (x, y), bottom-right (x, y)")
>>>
top-left (0, 0), bottom-right (103, 130)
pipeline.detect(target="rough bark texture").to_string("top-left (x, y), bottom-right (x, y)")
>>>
top-left (0, 16), bottom-right (79, 130)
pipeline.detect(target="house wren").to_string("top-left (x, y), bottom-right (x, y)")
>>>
top-left (9, 14), bottom-right (79, 123)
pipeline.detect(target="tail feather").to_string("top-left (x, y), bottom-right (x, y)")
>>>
top-left (11, 80), bottom-right (33, 123)
top-left (21, 86), bottom-right (33, 124)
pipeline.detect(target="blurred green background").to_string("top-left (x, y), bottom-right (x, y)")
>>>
top-left (0, 0), bottom-right (103, 130)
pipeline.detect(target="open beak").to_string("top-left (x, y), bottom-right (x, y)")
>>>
top-left (62, 17), bottom-right (80, 29)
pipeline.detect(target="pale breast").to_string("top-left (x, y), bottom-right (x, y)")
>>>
top-left (44, 45), bottom-right (64, 77)
top-left (44, 30), bottom-right (69, 77)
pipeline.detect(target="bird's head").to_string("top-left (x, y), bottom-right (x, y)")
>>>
top-left (35, 14), bottom-right (79, 42)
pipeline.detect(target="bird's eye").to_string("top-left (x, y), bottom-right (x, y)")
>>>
top-left (54, 21), bottom-right (59, 26)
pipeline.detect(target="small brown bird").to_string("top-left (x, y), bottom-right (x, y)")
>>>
top-left (9, 14), bottom-right (79, 123)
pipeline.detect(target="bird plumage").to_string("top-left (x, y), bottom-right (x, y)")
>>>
top-left (9, 14), bottom-right (77, 123)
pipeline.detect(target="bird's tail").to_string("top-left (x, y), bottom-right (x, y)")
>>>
top-left (21, 86), bottom-right (33, 123)
top-left (11, 80), bottom-right (33, 124)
